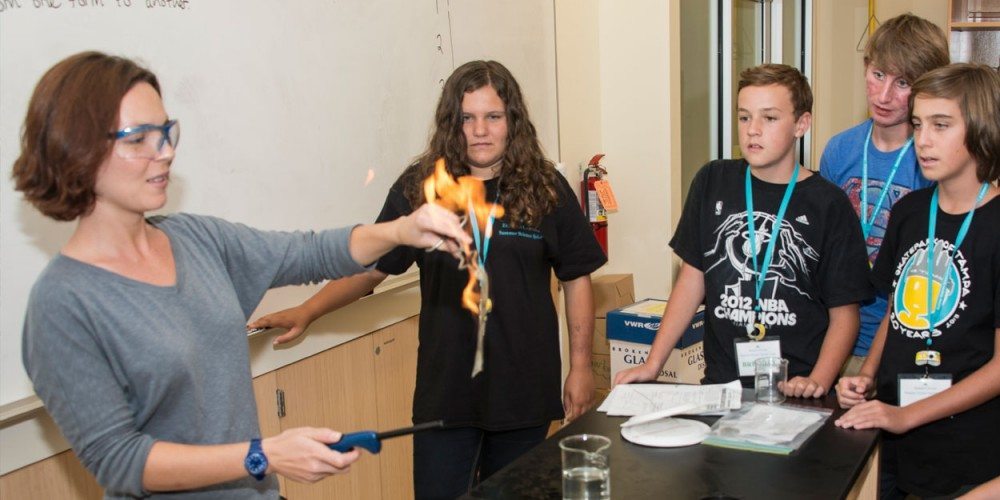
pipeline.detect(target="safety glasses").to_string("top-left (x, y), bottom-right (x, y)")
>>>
top-left (109, 119), bottom-right (180, 160)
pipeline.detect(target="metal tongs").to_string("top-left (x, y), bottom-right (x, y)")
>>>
top-left (432, 208), bottom-right (493, 377)
top-left (471, 264), bottom-right (490, 377)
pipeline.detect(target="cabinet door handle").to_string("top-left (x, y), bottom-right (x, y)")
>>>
top-left (376, 337), bottom-right (397, 356)
top-left (276, 389), bottom-right (286, 418)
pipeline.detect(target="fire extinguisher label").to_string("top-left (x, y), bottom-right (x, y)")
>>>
top-left (593, 180), bottom-right (618, 212)
top-left (588, 191), bottom-right (607, 222)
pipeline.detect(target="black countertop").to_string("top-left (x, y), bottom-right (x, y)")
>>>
top-left (464, 393), bottom-right (878, 500)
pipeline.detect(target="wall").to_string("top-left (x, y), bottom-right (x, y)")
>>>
top-left (553, 0), bottom-right (602, 199)
top-left (555, 0), bottom-right (683, 301)
top-left (679, 0), bottom-right (713, 204)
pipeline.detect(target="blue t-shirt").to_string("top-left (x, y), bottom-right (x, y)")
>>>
top-left (819, 119), bottom-right (933, 355)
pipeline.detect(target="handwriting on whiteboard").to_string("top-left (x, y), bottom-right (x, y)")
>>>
top-left (1, 0), bottom-right (190, 13)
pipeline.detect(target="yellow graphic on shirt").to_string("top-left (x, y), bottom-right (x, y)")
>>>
top-left (892, 242), bottom-right (963, 336)
top-left (897, 275), bottom-right (942, 330)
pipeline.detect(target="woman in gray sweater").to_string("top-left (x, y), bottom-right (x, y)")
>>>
top-left (12, 51), bottom-right (468, 499)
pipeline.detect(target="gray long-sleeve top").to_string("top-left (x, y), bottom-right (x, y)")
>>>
top-left (22, 214), bottom-right (368, 499)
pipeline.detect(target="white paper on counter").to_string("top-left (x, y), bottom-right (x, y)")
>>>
top-left (598, 380), bottom-right (743, 416)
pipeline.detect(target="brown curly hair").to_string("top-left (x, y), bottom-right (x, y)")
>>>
top-left (401, 60), bottom-right (560, 228)
top-left (12, 51), bottom-right (160, 221)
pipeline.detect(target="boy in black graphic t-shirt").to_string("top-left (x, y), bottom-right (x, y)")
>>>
top-left (835, 64), bottom-right (1000, 498)
top-left (615, 64), bottom-right (872, 396)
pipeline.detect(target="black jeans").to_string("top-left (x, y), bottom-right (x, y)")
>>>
top-left (412, 423), bottom-right (549, 500)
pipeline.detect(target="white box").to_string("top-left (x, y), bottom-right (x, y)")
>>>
top-left (607, 299), bottom-right (705, 384)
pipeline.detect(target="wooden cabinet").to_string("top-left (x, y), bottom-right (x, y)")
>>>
top-left (250, 370), bottom-right (285, 494)
top-left (947, 0), bottom-right (1000, 66)
top-left (371, 317), bottom-right (420, 500)
top-left (0, 450), bottom-right (100, 500)
top-left (272, 333), bottom-right (383, 500)
top-left (256, 315), bottom-right (420, 500)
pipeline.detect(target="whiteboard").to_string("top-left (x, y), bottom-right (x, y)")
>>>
top-left (0, 0), bottom-right (556, 408)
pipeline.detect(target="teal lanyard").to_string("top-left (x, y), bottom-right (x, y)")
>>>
top-left (861, 122), bottom-right (913, 240)
top-left (745, 163), bottom-right (800, 316)
top-left (924, 182), bottom-right (990, 341)
top-left (468, 188), bottom-right (501, 267)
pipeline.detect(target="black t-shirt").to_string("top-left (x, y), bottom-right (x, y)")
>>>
top-left (375, 166), bottom-right (607, 430)
top-left (671, 159), bottom-right (873, 385)
top-left (871, 187), bottom-right (1000, 496)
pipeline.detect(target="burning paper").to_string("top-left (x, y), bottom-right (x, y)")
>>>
top-left (423, 158), bottom-right (504, 376)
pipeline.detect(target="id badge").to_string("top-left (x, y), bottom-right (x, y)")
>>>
top-left (734, 337), bottom-right (781, 377)
top-left (898, 374), bottom-right (952, 407)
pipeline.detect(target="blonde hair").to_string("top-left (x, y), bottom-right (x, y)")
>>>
top-left (864, 13), bottom-right (949, 84)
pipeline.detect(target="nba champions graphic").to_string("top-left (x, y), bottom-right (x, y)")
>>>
top-left (705, 211), bottom-right (819, 329)
top-left (891, 238), bottom-right (968, 338)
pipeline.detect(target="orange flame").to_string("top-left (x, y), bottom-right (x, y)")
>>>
top-left (423, 158), bottom-right (504, 315)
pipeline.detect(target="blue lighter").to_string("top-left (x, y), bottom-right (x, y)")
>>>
top-left (329, 420), bottom-right (444, 453)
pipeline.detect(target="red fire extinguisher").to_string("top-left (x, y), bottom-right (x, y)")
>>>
top-left (581, 153), bottom-right (609, 256)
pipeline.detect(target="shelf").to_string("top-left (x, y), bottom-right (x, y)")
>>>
top-left (0, 395), bottom-right (44, 425)
top-left (950, 21), bottom-right (1000, 29)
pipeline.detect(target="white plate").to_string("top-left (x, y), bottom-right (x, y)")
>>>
top-left (620, 417), bottom-right (711, 448)
top-left (620, 403), bottom-right (699, 428)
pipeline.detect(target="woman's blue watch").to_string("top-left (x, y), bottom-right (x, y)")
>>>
top-left (244, 438), bottom-right (268, 481)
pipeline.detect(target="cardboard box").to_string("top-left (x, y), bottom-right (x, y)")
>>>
top-left (609, 341), bottom-right (704, 385)
top-left (592, 274), bottom-right (636, 318)
top-left (591, 354), bottom-right (611, 390)
top-left (607, 299), bottom-right (706, 384)
top-left (593, 321), bottom-right (609, 355)
top-left (593, 387), bottom-right (611, 406)
top-left (606, 299), bottom-right (704, 348)
top-left (591, 274), bottom-right (635, 354)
